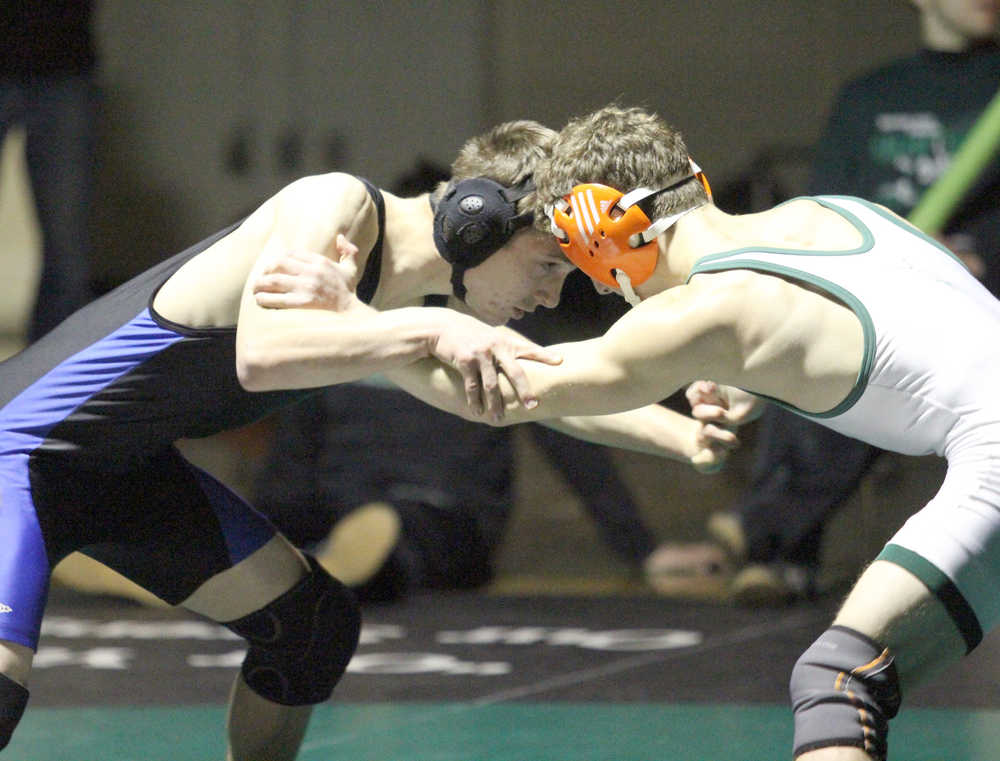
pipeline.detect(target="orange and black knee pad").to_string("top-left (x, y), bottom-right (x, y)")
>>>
top-left (790, 625), bottom-right (901, 761)
top-left (225, 554), bottom-right (361, 706)
top-left (0, 672), bottom-right (28, 751)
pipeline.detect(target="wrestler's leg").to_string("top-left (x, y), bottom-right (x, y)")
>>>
top-left (90, 527), bottom-right (322, 760)
top-left (0, 641), bottom-right (33, 751)
top-left (181, 534), bottom-right (314, 761)
top-left (792, 454), bottom-right (1000, 761)
top-left (100, 531), bottom-right (323, 761)
top-left (0, 643), bottom-right (32, 689)
top-left (80, 449), bottom-right (359, 761)
top-left (795, 560), bottom-right (967, 761)
top-left (0, 468), bottom-right (52, 751)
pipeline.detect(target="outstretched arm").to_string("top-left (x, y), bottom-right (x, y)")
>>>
top-left (234, 176), bottom-right (559, 417)
top-left (383, 282), bottom-right (744, 468)
top-left (384, 345), bottom-right (738, 470)
top-left (253, 246), bottom-right (740, 469)
top-left (387, 277), bottom-right (744, 423)
top-left (540, 406), bottom-right (738, 473)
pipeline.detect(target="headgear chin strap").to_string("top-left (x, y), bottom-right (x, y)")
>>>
top-left (547, 160), bottom-right (711, 306)
top-left (433, 176), bottom-right (535, 300)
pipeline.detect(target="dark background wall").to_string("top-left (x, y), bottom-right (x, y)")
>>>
top-left (80, 1), bottom-right (934, 588)
top-left (89, 0), bottom-right (921, 283)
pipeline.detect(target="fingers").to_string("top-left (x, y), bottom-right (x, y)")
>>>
top-left (690, 422), bottom-right (740, 474)
top-left (464, 354), bottom-right (506, 421)
top-left (457, 353), bottom-right (533, 422)
top-left (494, 350), bottom-right (538, 412)
top-left (462, 372), bottom-right (485, 418)
top-left (253, 273), bottom-right (312, 309)
top-left (254, 291), bottom-right (304, 309)
top-left (260, 249), bottom-right (356, 285)
top-left (433, 324), bottom-right (547, 419)
top-left (687, 380), bottom-right (736, 426)
top-left (505, 340), bottom-right (558, 408)
top-left (691, 449), bottom-right (726, 474)
top-left (458, 362), bottom-right (502, 421)
top-left (515, 344), bottom-right (563, 366)
top-left (455, 350), bottom-right (494, 418)
top-left (689, 402), bottom-right (731, 424)
top-left (335, 233), bottom-right (359, 261)
top-left (333, 235), bottom-right (359, 281)
top-left (253, 271), bottom-right (303, 294)
top-left (495, 337), bottom-right (556, 413)
top-left (478, 359), bottom-right (503, 420)
top-left (701, 423), bottom-right (739, 449)
top-left (685, 379), bottom-right (720, 408)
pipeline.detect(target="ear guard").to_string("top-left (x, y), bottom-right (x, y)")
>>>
top-left (547, 161), bottom-right (711, 302)
top-left (433, 176), bottom-right (535, 300)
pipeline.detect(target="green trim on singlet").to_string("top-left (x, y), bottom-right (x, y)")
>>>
top-left (687, 197), bottom-right (876, 419)
top-left (878, 544), bottom-right (983, 654)
top-left (822, 194), bottom-right (969, 268)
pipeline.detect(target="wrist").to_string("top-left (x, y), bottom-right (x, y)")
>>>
top-left (419, 307), bottom-right (454, 362)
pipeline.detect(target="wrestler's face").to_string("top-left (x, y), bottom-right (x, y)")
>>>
top-left (912, 0), bottom-right (999, 44)
top-left (462, 229), bottom-right (575, 325)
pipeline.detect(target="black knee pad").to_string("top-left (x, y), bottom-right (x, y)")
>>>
top-left (0, 673), bottom-right (28, 751)
top-left (790, 625), bottom-right (901, 761)
top-left (225, 554), bottom-right (361, 706)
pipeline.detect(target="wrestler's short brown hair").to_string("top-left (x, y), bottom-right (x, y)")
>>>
top-left (432, 120), bottom-right (556, 215)
top-left (533, 105), bottom-right (710, 229)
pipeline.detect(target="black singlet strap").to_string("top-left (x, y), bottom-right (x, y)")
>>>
top-left (355, 177), bottom-right (386, 305)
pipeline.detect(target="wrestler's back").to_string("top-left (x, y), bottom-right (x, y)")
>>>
top-left (0, 218), bottom-right (313, 471)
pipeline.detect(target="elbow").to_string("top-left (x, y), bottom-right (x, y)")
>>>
top-left (236, 345), bottom-right (282, 392)
top-left (492, 410), bottom-right (524, 427)
top-left (444, 400), bottom-right (520, 427)
top-left (487, 400), bottom-right (537, 428)
top-left (449, 404), bottom-right (499, 426)
top-left (481, 414), bottom-right (517, 428)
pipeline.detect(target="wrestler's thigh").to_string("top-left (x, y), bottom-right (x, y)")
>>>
top-left (181, 533), bottom-right (309, 622)
top-left (0, 642), bottom-right (32, 687)
top-left (832, 560), bottom-right (966, 692)
top-left (0, 473), bottom-right (51, 652)
top-left (75, 448), bottom-right (290, 608)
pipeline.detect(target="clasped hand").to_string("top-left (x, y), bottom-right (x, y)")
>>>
top-left (253, 235), bottom-right (363, 314)
top-left (685, 380), bottom-right (764, 428)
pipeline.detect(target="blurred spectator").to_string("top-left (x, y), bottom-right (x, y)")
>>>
top-left (0, 1), bottom-right (98, 340)
top-left (657, 0), bottom-right (1000, 605)
top-left (254, 376), bottom-right (669, 602)
top-left (253, 378), bottom-right (510, 601)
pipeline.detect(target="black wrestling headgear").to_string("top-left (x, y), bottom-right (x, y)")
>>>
top-left (432, 175), bottom-right (535, 300)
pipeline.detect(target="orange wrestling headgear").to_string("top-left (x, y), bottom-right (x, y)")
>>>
top-left (547, 160), bottom-right (710, 305)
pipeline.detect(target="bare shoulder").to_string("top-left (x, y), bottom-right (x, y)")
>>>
top-left (277, 172), bottom-right (368, 206)
top-left (687, 267), bottom-right (815, 316)
top-left (153, 173), bottom-right (379, 328)
top-left (643, 270), bottom-right (776, 329)
top-left (274, 172), bottom-right (378, 248)
top-left (687, 268), bottom-right (864, 411)
top-left (594, 276), bottom-right (754, 383)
